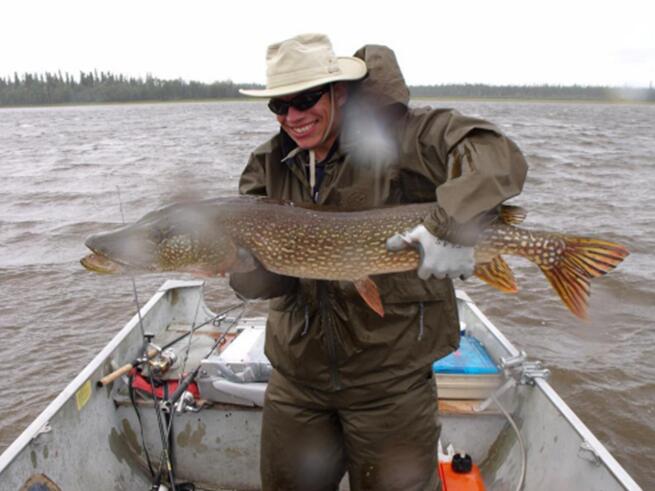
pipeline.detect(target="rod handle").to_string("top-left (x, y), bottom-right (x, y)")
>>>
top-left (98, 363), bottom-right (134, 387)
top-left (97, 347), bottom-right (160, 387)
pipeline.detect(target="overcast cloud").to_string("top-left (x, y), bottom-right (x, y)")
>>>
top-left (2, 0), bottom-right (653, 87)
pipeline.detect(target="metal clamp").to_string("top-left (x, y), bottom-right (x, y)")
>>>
top-left (30, 422), bottom-right (52, 445)
top-left (500, 351), bottom-right (527, 369)
top-left (520, 360), bottom-right (550, 385)
top-left (500, 351), bottom-right (550, 385)
top-left (578, 441), bottom-right (602, 466)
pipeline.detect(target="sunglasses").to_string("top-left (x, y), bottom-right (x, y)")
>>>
top-left (268, 85), bottom-right (330, 115)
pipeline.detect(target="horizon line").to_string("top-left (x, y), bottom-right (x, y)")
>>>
top-left (1, 70), bottom-right (653, 90)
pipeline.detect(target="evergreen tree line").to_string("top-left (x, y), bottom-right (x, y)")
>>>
top-left (411, 83), bottom-right (655, 102)
top-left (1, 71), bottom-right (653, 106)
top-left (0, 71), bottom-right (261, 106)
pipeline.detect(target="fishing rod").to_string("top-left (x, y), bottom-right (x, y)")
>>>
top-left (108, 189), bottom-right (246, 490)
top-left (97, 302), bottom-right (244, 387)
top-left (141, 299), bottom-right (247, 491)
top-left (116, 189), bottom-right (178, 489)
top-left (162, 301), bottom-right (247, 414)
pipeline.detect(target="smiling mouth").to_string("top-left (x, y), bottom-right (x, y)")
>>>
top-left (289, 121), bottom-right (317, 136)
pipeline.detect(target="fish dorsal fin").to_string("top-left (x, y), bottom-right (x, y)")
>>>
top-left (353, 277), bottom-right (384, 317)
top-left (499, 205), bottom-right (527, 225)
top-left (474, 256), bottom-right (519, 293)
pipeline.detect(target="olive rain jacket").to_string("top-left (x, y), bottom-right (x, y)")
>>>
top-left (230, 45), bottom-right (528, 391)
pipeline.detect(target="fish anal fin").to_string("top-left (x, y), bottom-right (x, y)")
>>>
top-left (474, 256), bottom-right (519, 293)
top-left (354, 277), bottom-right (384, 317)
top-left (538, 237), bottom-right (629, 320)
top-left (499, 205), bottom-right (528, 225)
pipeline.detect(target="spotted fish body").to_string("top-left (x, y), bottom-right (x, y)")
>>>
top-left (81, 196), bottom-right (629, 319)
top-left (226, 201), bottom-right (426, 280)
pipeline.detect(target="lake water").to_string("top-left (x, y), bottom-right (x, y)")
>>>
top-left (1, 100), bottom-right (653, 486)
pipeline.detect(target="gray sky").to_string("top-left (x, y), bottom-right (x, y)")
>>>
top-left (2, 0), bottom-right (654, 87)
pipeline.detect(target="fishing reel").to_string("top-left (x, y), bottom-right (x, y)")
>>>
top-left (148, 348), bottom-right (177, 377)
top-left (136, 337), bottom-right (178, 379)
top-left (175, 391), bottom-right (200, 414)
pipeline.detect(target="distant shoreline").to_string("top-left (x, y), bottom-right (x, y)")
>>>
top-left (1, 96), bottom-right (653, 110)
top-left (1, 71), bottom-right (653, 108)
top-left (412, 96), bottom-right (655, 105)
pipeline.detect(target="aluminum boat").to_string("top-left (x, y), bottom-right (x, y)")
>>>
top-left (0, 280), bottom-right (642, 491)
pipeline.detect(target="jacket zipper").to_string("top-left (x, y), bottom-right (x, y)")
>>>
top-left (318, 281), bottom-right (342, 390)
top-left (288, 154), bottom-right (341, 388)
top-left (418, 301), bottom-right (425, 341)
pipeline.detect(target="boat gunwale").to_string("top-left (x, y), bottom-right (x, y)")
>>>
top-left (0, 279), bottom-right (204, 473)
top-left (533, 377), bottom-right (641, 490)
top-left (456, 290), bottom-right (641, 490)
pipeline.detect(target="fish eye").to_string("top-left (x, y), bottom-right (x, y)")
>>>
top-left (148, 228), bottom-right (165, 244)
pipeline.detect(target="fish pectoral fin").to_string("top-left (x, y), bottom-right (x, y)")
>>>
top-left (474, 256), bottom-right (519, 293)
top-left (354, 277), bottom-right (384, 318)
top-left (499, 205), bottom-right (528, 225)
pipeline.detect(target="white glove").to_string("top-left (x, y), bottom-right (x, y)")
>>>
top-left (386, 224), bottom-right (474, 280)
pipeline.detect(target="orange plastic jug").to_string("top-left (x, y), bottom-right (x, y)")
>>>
top-left (438, 453), bottom-right (486, 491)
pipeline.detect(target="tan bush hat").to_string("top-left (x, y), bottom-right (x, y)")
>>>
top-left (240, 33), bottom-right (368, 98)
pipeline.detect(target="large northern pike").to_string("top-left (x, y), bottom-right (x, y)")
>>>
top-left (81, 196), bottom-right (629, 319)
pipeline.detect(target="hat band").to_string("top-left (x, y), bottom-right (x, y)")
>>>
top-left (267, 63), bottom-right (341, 90)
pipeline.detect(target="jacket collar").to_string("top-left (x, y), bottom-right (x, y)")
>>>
top-left (280, 130), bottom-right (302, 163)
top-left (279, 129), bottom-right (340, 166)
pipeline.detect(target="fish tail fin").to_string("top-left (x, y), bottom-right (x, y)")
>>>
top-left (474, 256), bottom-right (519, 293)
top-left (539, 237), bottom-right (629, 319)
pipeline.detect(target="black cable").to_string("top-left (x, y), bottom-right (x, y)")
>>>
top-left (128, 373), bottom-right (156, 479)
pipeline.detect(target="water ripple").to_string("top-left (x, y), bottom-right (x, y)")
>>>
top-left (1, 100), bottom-right (653, 485)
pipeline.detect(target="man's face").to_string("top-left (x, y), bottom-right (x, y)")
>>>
top-left (272, 84), bottom-right (347, 158)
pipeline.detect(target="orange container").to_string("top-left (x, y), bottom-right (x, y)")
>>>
top-left (438, 461), bottom-right (486, 491)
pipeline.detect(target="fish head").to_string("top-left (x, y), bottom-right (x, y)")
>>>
top-left (81, 201), bottom-right (241, 276)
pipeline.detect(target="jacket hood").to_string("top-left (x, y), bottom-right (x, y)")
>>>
top-left (350, 44), bottom-right (410, 111)
top-left (340, 45), bottom-right (409, 167)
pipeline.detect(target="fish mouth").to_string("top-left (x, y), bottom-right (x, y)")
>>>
top-left (80, 252), bottom-right (126, 274)
top-left (82, 232), bottom-right (159, 274)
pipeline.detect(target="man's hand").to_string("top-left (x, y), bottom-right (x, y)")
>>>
top-left (386, 225), bottom-right (475, 280)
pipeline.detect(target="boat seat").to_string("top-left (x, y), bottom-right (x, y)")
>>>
top-left (197, 325), bottom-right (270, 407)
top-left (195, 325), bottom-right (505, 410)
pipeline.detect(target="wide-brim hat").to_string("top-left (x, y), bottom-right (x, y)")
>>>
top-left (240, 33), bottom-right (368, 98)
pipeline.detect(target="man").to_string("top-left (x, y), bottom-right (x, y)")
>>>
top-left (230, 33), bottom-right (527, 491)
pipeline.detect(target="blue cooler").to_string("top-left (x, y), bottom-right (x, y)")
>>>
top-left (433, 335), bottom-right (498, 375)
